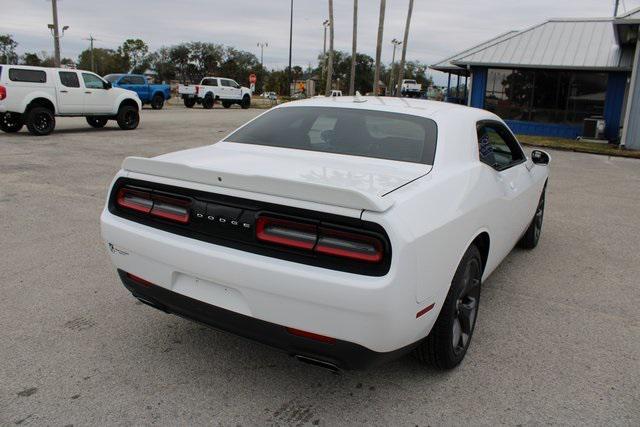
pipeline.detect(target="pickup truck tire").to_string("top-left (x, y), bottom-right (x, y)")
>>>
top-left (241, 95), bottom-right (251, 109)
top-left (183, 97), bottom-right (196, 108)
top-left (151, 94), bottom-right (165, 110)
top-left (116, 105), bottom-right (140, 130)
top-left (202, 94), bottom-right (214, 110)
top-left (0, 113), bottom-right (24, 133)
top-left (26, 107), bottom-right (55, 136)
top-left (222, 101), bottom-right (232, 109)
top-left (86, 116), bottom-right (109, 128)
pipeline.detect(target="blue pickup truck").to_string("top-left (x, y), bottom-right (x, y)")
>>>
top-left (104, 74), bottom-right (171, 109)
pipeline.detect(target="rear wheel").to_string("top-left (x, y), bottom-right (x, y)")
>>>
top-left (183, 97), bottom-right (196, 108)
top-left (414, 245), bottom-right (482, 370)
top-left (241, 94), bottom-right (251, 109)
top-left (202, 94), bottom-right (214, 109)
top-left (86, 116), bottom-right (108, 128)
top-left (0, 112), bottom-right (24, 133)
top-left (519, 186), bottom-right (546, 249)
top-left (222, 100), bottom-right (232, 109)
top-left (26, 107), bottom-right (55, 136)
top-left (151, 94), bottom-right (165, 110)
top-left (116, 105), bottom-right (139, 130)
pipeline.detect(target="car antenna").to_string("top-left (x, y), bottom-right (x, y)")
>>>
top-left (353, 91), bottom-right (367, 103)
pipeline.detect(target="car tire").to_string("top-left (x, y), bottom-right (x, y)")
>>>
top-left (0, 112), bottom-right (24, 133)
top-left (222, 100), bottom-right (232, 109)
top-left (518, 185), bottom-right (546, 249)
top-left (151, 94), bottom-right (164, 110)
top-left (116, 105), bottom-right (139, 130)
top-left (183, 97), bottom-right (196, 108)
top-left (202, 94), bottom-right (214, 109)
top-left (414, 244), bottom-right (482, 370)
top-left (26, 107), bottom-right (55, 136)
top-left (241, 94), bottom-right (251, 109)
top-left (86, 116), bottom-right (108, 128)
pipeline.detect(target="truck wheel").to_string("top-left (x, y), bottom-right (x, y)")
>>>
top-left (26, 107), bottom-right (55, 136)
top-left (116, 105), bottom-right (140, 130)
top-left (241, 95), bottom-right (251, 109)
top-left (222, 101), bottom-right (232, 109)
top-left (151, 94), bottom-right (165, 110)
top-left (202, 94), bottom-right (214, 109)
top-left (0, 112), bottom-right (24, 133)
top-left (86, 116), bottom-right (108, 128)
top-left (183, 97), bottom-right (196, 108)
top-left (414, 245), bottom-right (482, 370)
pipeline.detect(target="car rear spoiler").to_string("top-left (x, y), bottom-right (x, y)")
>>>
top-left (121, 156), bottom-right (394, 212)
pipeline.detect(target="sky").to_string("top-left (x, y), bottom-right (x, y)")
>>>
top-left (4, 0), bottom-right (640, 85)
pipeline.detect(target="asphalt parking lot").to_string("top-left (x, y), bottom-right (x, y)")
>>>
top-left (1, 106), bottom-right (639, 425)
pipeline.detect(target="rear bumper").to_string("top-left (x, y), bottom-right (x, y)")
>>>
top-left (118, 269), bottom-right (416, 370)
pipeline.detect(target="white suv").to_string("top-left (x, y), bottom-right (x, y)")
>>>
top-left (0, 65), bottom-right (142, 136)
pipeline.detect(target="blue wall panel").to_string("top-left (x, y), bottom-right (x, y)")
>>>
top-left (603, 72), bottom-right (628, 141)
top-left (504, 120), bottom-right (582, 139)
top-left (470, 68), bottom-right (487, 108)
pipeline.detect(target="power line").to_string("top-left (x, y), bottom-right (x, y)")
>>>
top-left (83, 34), bottom-right (100, 72)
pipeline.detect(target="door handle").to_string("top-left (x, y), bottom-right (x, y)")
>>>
top-left (85, 91), bottom-right (92, 94)
top-left (60, 90), bottom-right (68, 93)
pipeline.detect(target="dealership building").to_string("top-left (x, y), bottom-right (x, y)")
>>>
top-left (431, 7), bottom-right (640, 150)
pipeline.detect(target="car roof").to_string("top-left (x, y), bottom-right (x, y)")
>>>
top-left (1, 64), bottom-right (88, 73)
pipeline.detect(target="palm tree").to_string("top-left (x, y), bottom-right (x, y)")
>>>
top-left (325, 0), bottom-right (334, 95)
top-left (349, 0), bottom-right (358, 95)
top-left (396, 0), bottom-right (414, 97)
top-left (373, 0), bottom-right (386, 95)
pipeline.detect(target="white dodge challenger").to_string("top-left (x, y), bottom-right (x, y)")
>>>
top-left (101, 97), bottom-right (549, 370)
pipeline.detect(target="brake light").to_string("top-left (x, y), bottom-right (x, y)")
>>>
top-left (256, 216), bottom-right (317, 250)
top-left (195, 85), bottom-right (200, 96)
top-left (0, 85), bottom-right (6, 100)
top-left (286, 327), bottom-right (336, 344)
top-left (255, 215), bottom-right (384, 263)
top-left (126, 272), bottom-right (154, 287)
top-left (316, 228), bottom-right (383, 263)
top-left (116, 187), bottom-right (190, 224)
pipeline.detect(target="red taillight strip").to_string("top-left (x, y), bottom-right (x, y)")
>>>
top-left (256, 217), bottom-right (317, 250)
top-left (126, 272), bottom-right (155, 287)
top-left (316, 228), bottom-right (383, 263)
top-left (0, 85), bottom-right (6, 101)
top-left (117, 188), bottom-right (153, 213)
top-left (116, 187), bottom-right (191, 224)
top-left (416, 303), bottom-right (435, 318)
top-left (286, 327), bottom-right (336, 344)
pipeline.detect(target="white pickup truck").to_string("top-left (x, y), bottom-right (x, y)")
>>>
top-left (178, 77), bottom-right (252, 110)
top-left (399, 79), bottom-right (422, 98)
top-left (0, 65), bottom-right (141, 136)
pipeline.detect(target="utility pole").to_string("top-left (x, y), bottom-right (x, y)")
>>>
top-left (257, 42), bottom-right (268, 67)
top-left (388, 38), bottom-right (402, 96)
top-left (373, 0), bottom-right (386, 96)
top-left (84, 35), bottom-right (98, 72)
top-left (349, 0), bottom-right (358, 96)
top-left (288, 0), bottom-right (294, 95)
top-left (322, 19), bottom-right (329, 86)
top-left (396, 0), bottom-right (414, 98)
top-left (48, 0), bottom-right (70, 67)
top-left (614, 0), bottom-right (620, 16)
top-left (325, 0), bottom-right (334, 95)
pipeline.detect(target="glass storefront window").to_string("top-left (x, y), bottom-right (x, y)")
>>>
top-left (484, 68), bottom-right (607, 125)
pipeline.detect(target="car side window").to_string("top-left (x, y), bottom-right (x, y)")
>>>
top-left (9, 68), bottom-right (47, 83)
top-left (477, 122), bottom-right (525, 170)
top-left (221, 79), bottom-right (231, 87)
top-left (119, 76), bottom-right (132, 84)
top-left (82, 73), bottom-right (105, 89)
top-left (59, 71), bottom-right (80, 88)
top-left (130, 76), bottom-right (145, 85)
top-left (230, 80), bottom-right (239, 88)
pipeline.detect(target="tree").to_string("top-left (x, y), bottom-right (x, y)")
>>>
top-left (169, 44), bottom-right (191, 82)
top-left (0, 34), bottom-right (18, 64)
top-left (396, 0), bottom-right (414, 97)
top-left (119, 39), bottom-right (149, 73)
top-left (77, 48), bottom-right (128, 75)
top-left (21, 52), bottom-right (41, 66)
top-left (373, 0), bottom-right (386, 95)
top-left (349, 0), bottom-right (358, 95)
top-left (189, 42), bottom-right (224, 79)
top-left (325, 0), bottom-right (334, 95)
top-left (148, 47), bottom-right (176, 82)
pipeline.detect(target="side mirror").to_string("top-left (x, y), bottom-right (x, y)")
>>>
top-left (531, 149), bottom-right (550, 166)
top-left (104, 81), bottom-right (112, 90)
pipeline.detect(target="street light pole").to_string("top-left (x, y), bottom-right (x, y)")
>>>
top-left (50, 0), bottom-right (61, 67)
top-left (288, 0), bottom-right (294, 95)
top-left (349, 0), bottom-right (358, 96)
top-left (396, 0), bottom-right (414, 98)
top-left (325, 0), bottom-right (334, 95)
top-left (322, 19), bottom-right (329, 86)
top-left (373, 0), bottom-right (386, 96)
top-left (388, 38), bottom-right (402, 96)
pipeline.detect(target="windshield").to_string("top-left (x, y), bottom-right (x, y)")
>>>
top-left (225, 106), bottom-right (437, 165)
top-left (404, 80), bottom-right (417, 84)
top-left (103, 74), bottom-right (122, 83)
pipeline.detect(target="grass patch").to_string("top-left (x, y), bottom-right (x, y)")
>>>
top-left (518, 135), bottom-right (640, 159)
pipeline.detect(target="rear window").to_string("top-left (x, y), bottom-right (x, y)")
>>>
top-left (59, 71), bottom-right (80, 88)
top-left (9, 68), bottom-right (47, 83)
top-left (225, 106), bottom-right (438, 164)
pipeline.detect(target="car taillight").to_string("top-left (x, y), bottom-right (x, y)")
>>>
top-left (0, 85), bottom-right (6, 100)
top-left (256, 216), bottom-right (317, 250)
top-left (316, 227), bottom-right (383, 263)
top-left (255, 215), bottom-right (384, 263)
top-left (116, 187), bottom-right (190, 224)
top-left (195, 86), bottom-right (200, 96)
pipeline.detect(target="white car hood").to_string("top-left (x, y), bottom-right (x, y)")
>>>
top-left (122, 142), bottom-right (431, 212)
